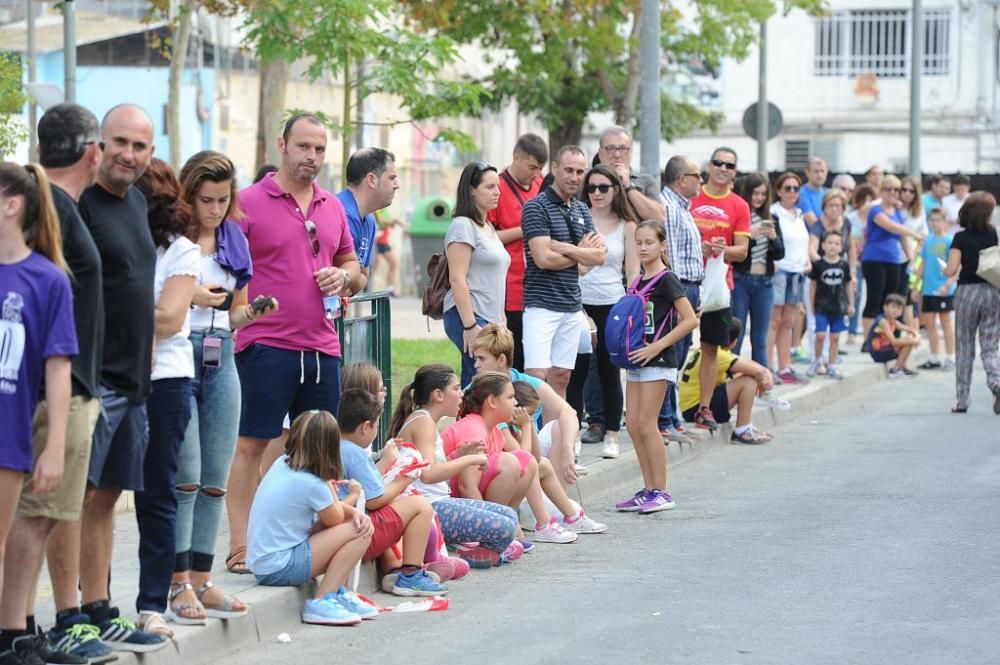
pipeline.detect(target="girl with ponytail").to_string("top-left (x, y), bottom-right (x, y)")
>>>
top-left (0, 162), bottom-right (77, 587)
top-left (389, 364), bottom-right (520, 570)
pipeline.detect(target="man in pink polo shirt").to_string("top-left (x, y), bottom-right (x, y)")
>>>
top-left (225, 113), bottom-right (361, 573)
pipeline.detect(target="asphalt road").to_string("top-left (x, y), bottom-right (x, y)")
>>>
top-left (231, 366), bottom-right (1000, 665)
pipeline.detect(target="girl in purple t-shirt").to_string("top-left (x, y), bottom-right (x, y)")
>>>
top-left (0, 163), bottom-right (77, 598)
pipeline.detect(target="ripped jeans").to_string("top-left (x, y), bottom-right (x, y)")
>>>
top-left (432, 497), bottom-right (518, 553)
top-left (174, 330), bottom-right (241, 573)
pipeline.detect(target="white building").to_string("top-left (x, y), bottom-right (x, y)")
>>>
top-left (662, 0), bottom-right (1000, 174)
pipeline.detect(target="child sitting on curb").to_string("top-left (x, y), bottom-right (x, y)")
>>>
top-left (337, 389), bottom-right (449, 597)
top-left (865, 293), bottom-right (921, 378)
top-left (680, 318), bottom-right (776, 444)
top-left (247, 411), bottom-right (378, 626)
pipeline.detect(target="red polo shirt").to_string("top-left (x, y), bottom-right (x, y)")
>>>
top-left (487, 169), bottom-right (542, 312)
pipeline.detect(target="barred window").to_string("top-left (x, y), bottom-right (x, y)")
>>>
top-left (814, 8), bottom-right (951, 78)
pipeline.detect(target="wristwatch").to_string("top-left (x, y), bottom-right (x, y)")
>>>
top-left (626, 185), bottom-right (639, 193)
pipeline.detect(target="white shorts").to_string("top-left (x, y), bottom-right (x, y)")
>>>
top-left (537, 420), bottom-right (558, 458)
top-left (626, 366), bottom-right (678, 383)
top-left (523, 307), bottom-right (585, 370)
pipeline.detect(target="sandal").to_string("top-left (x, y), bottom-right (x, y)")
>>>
top-left (165, 582), bottom-right (207, 625)
top-left (137, 611), bottom-right (176, 637)
top-left (196, 581), bottom-right (248, 619)
top-left (226, 546), bottom-right (251, 575)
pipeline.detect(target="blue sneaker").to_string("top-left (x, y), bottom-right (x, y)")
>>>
top-left (49, 614), bottom-right (116, 664)
top-left (97, 609), bottom-right (167, 653)
top-left (391, 570), bottom-right (449, 597)
top-left (302, 596), bottom-right (361, 626)
top-left (333, 587), bottom-right (378, 620)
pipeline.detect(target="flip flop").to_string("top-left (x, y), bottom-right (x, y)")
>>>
top-left (226, 546), bottom-right (251, 575)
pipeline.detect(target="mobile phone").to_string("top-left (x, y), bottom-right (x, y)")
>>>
top-left (760, 220), bottom-right (775, 228)
top-left (202, 336), bottom-right (222, 368)
top-left (251, 296), bottom-right (276, 314)
top-left (210, 287), bottom-right (234, 311)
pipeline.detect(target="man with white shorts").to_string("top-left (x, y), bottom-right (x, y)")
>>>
top-left (520, 145), bottom-right (606, 400)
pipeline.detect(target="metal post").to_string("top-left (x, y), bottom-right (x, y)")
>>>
top-left (638, 0), bottom-right (660, 178)
top-left (909, 0), bottom-right (922, 177)
top-left (63, 0), bottom-right (76, 103)
top-left (757, 20), bottom-right (768, 173)
top-left (27, 0), bottom-right (37, 159)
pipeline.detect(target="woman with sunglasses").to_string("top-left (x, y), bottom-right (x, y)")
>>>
top-left (443, 162), bottom-right (510, 385)
top-left (733, 173), bottom-right (784, 370)
top-left (897, 176), bottom-right (927, 326)
top-left (861, 175), bottom-right (923, 339)
top-left (572, 165), bottom-right (639, 458)
top-left (768, 172), bottom-right (812, 385)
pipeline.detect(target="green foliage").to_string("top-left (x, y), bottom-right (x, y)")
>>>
top-left (0, 51), bottom-right (27, 158)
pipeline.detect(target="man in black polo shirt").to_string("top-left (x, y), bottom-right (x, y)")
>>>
top-left (521, 144), bottom-right (606, 400)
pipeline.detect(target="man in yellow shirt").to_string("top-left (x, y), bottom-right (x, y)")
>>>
top-left (679, 317), bottom-right (775, 444)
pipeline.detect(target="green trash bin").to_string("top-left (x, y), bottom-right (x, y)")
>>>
top-left (336, 291), bottom-right (392, 451)
top-left (409, 197), bottom-right (453, 293)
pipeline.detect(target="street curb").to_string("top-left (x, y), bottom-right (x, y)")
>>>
top-left (110, 355), bottom-right (900, 665)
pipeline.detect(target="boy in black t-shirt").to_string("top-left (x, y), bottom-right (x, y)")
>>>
top-left (866, 293), bottom-right (921, 377)
top-left (808, 231), bottom-right (855, 380)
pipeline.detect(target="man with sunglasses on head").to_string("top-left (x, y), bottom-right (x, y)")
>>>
top-left (689, 147), bottom-right (750, 432)
top-left (336, 147), bottom-right (399, 294)
top-left (227, 113), bottom-right (361, 575)
top-left (596, 126), bottom-right (665, 222)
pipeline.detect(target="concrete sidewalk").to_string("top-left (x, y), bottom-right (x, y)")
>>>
top-left (33, 343), bottom-right (919, 665)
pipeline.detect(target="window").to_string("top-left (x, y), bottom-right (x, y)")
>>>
top-left (814, 9), bottom-right (951, 78)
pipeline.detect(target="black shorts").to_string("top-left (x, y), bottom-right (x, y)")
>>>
top-left (921, 295), bottom-right (954, 312)
top-left (681, 384), bottom-right (731, 424)
top-left (700, 307), bottom-right (732, 347)
top-left (376, 242), bottom-right (392, 254)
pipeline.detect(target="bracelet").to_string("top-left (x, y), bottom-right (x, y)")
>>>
top-left (244, 304), bottom-right (254, 321)
top-left (462, 321), bottom-right (477, 331)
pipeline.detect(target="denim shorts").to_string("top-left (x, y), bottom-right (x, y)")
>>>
top-left (814, 312), bottom-right (848, 334)
top-left (773, 270), bottom-right (805, 306)
top-left (254, 539), bottom-right (313, 587)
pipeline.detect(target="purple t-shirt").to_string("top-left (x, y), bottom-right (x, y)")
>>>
top-left (0, 252), bottom-right (78, 472)
top-left (236, 173), bottom-right (356, 357)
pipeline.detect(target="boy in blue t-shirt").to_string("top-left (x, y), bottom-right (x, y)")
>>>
top-left (337, 388), bottom-right (448, 597)
top-left (916, 208), bottom-right (956, 369)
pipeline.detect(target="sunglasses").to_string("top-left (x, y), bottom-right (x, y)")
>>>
top-left (711, 159), bottom-right (737, 170)
top-left (586, 183), bottom-right (614, 194)
top-left (900, 188), bottom-right (916, 193)
top-left (782, 185), bottom-right (800, 193)
top-left (683, 172), bottom-right (702, 179)
top-left (473, 160), bottom-right (495, 172)
top-left (304, 220), bottom-right (319, 256)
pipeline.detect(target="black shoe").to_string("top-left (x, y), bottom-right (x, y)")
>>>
top-left (918, 359), bottom-right (942, 370)
top-left (0, 648), bottom-right (25, 665)
top-left (11, 636), bottom-right (45, 665)
top-left (579, 423), bottom-right (605, 444)
top-left (993, 389), bottom-right (1000, 415)
top-left (29, 631), bottom-right (88, 665)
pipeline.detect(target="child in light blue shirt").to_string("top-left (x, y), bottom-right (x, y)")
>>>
top-left (917, 208), bottom-right (956, 369)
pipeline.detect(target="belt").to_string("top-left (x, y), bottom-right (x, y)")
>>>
top-left (678, 278), bottom-right (702, 287)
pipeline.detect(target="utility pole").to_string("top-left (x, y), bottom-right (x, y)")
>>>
top-left (757, 20), bottom-right (768, 173)
top-left (27, 0), bottom-right (37, 160)
top-left (909, 0), bottom-right (922, 177)
top-left (64, 0), bottom-right (76, 102)
top-left (638, 0), bottom-right (660, 179)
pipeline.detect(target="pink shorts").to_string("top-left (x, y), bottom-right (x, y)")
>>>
top-left (449, 450), bottom-right (534, 498)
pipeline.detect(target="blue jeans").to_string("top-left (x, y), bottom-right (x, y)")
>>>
top-left (175, 331), bottom-right (241, 573)
top-left (731, 271), bottom-right (774, 368)
top-left (135, 377), bottom-right (192, 613)
top-left (660, 283), bottom-right (701, 429)
top-left (443, 307), bottom-right (488, 386)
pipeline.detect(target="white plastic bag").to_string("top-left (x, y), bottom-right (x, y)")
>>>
top-left (977, 246), bottom-right (1000, 290)
top-left (701, 253), bottom-right (731, 312)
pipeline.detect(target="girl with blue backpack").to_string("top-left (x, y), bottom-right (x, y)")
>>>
top-left (609, 221), bottom-right (698, 514)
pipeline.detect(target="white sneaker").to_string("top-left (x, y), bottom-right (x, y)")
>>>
top-left (574, 436), bottom-right (582, 456)
top-left (574, 463), bottom-right (589, 476)
top-left (563, 510), bottom-right (608, 534)
top-left (601, 439), bottom-right (620, 458)
top-left (533, 518), bottom-right (578, 543)
top-left (755, 391), bottom-right (791, 411)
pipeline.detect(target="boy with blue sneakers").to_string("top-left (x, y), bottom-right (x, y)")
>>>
top-left (337, 389), bottom-right (448, 597)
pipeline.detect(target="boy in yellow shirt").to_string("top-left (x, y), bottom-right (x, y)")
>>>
top-left (679, 318), bottom-right (775, 444)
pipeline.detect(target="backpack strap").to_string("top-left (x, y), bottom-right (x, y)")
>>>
top-left (629, 268), bottom-right (671, 296)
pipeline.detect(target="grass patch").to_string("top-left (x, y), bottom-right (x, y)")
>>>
top-left (390, 339), bottom-right (461, 399)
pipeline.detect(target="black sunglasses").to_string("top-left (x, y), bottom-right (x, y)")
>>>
top-left (303, 220), bottom-right (319, 256)
top-left (712, 159), bottom-right (737, 170)
top-left (782, 185), bottom-right (800, 193)
top-left (585, 183), bottom-right (614, 194)
top-left (900, 188), bottom-right (916, 193)
top-left (472, 161), bottom-right (496, 173)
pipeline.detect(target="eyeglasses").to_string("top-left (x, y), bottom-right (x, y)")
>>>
top-left (585, 183), bottom-right (614, 194)
top-left (304, 220), bottom-right (319, 256)
top-left (711, 159), bottom-right (737, 170)
top-left (900, 188), bottom-right (916, 194)
top-left (782, 185), bottom-right (800, 193)
top-left (683, 172), bottom-right (702, 180)
top-left (601, 144), bottom-right (630, 153)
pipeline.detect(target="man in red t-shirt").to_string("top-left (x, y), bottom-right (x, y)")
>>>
top-left (688, 146), bottom-right (750, 432)
top-left (487, 133), bottom-right (548, 371)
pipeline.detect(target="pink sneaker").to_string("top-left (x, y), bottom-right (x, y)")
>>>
top-left (501, 540), bottom-right (524, 562)
top-left (425, 558), bottom-right (456, 582)
top-left (448, 556), bottom-right (470, 579)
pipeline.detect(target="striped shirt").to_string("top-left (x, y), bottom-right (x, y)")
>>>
top-left (662, 186), bottom-right (704, 283)
top-left (522, 186), bottom-right (595, 312)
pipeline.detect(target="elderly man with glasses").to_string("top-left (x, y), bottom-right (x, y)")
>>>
top-left (596, 126), bottom-right (666, 222)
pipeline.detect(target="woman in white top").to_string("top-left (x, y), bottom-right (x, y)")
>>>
top-left (768, 172), bottom-right (812, 385)
top-left (573, 165), bottom-right (639, 458)
top-left (169, 152), bottom-right (278, 625)
top-left (387, 364), bottom-right (520, 568)
top-left (443, 162), bottom-right (511, 385)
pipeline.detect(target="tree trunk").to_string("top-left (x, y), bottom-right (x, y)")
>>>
top-left (255, 57), bottom-right (290, 170)
top-left (167, 3), bottom-right (195, 169)
top-left (548, 116), bottom-right (585, 152)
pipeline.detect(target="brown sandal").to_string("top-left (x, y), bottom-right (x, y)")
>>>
top-left (226, 546), bottom-right (251, 575)
top-left (196, 581), bottom-right (248, 619)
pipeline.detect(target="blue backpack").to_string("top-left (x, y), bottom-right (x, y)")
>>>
top-left (605, 269), bottom-right (675, 369)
